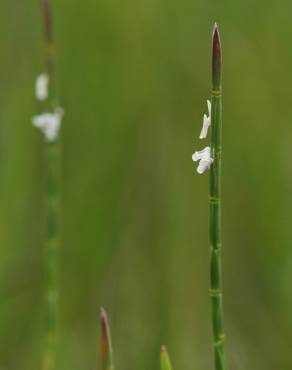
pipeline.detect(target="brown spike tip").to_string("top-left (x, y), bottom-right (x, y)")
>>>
top-left (212, 22), bottom-right (222, 90)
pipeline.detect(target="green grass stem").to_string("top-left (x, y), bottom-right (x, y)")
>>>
top-left (209, 23), bottom-right (226, 370)
top-left (160, 346), bottom-right (173, 370)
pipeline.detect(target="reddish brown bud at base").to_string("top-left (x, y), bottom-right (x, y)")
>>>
top-left (212, 22), bottom-right (222, 90)
top-left (161, 345), bottom-right (167, 353)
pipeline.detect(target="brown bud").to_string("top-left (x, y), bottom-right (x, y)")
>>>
top-left (212, 23), bottom-right (222, 90)
top-left (42, 0), bottom-right (53, 43)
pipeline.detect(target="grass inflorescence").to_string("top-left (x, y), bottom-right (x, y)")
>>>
top-left (192, 22), bottom-right (227, 370)
top-left (209, 23), bottom-right (226, 370)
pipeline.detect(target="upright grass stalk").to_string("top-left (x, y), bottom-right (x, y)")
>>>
top-left (100, 308), bottom-right (115, 370)
top-left (41, 1), bottom-right (61, 369)
top-left (160, 346), bottom-right (173, 370)
top-left (209, 23), bottom-right (226, 370)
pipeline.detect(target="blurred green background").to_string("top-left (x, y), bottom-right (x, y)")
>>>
top-left (1, 0), bottom-right (292, 369)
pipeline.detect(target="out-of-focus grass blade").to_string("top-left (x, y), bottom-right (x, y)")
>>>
top-left (100, 308), bottom-right (115, 370)
top-left (160, 346), bottom-right (173, 370)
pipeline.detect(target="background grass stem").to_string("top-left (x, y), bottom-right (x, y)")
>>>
top-left (41, 1), bottom-right (61, 369)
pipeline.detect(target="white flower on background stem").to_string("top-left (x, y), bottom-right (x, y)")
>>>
top-left (192, 146), bottom-right (213, 174)
top-left (199, 100), bottom-right (211, 139)
top-left (35, 74), bottom-right (49, 101)
top-left (32, 107), bottom-right (64, 142)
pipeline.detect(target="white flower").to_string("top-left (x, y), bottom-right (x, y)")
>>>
top-left (199, 100), bottom-right (211, 139)
top-left (192, 146), bottom-right (213, 174)
top-left (35, 74), bottom-right (49, 101)
top-left (32, 107), bottom-right (64, 142)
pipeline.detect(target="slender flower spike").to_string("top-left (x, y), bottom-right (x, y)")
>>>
top-left (32, 107), bottom-right (64, 142)
top-left (199, 100), bottom-right (211, 139)
top-left (100, 308), bottom-right (114, 370)
top-left (36, 74), bottom-right (49, 100)
top-left (160, 346), bottom-right (173, 370)
top-left (192, 146), bottom-right (213, 174)
top-left (210, 23), bottom-right (226, 370)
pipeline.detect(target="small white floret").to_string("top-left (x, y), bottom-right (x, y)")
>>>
top-left (35, 74), bottom-right (49, 101)
top-left (192, 146), bottom-right (213, 174)
top-left (192, 146), bottom-right (210, 161)
top-left (32, 107), bottom-right (64, 142)
top-left (199, 100), bottom-right (211, 139)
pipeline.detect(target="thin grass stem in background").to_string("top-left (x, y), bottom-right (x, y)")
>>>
top-left (40, 1), bottom-right (62, 369)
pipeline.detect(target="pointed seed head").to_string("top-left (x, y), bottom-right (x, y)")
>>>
top-left (212, 22), bottom-right (222, 90)
top-left (100, 308), bottom-right (114, 370)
